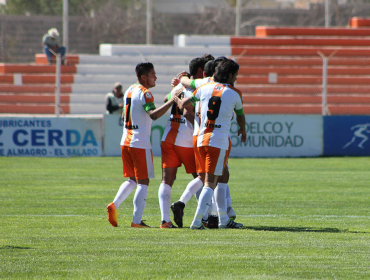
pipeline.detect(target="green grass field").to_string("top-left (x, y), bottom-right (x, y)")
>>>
top-left (1, 157), bottom-right (369, 279)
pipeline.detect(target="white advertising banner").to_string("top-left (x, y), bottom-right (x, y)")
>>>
top-left (104, 114), bottom-right (124, 156)
top-left (230, 115), bottom-right (323, 157)
top-left (104, 114), bottom-right (323, 158)
top-left (0, 117), bottom-right (103, 157)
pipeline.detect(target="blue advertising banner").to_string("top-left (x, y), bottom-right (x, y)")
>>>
top-left (0, 117), bottom-right (103, 157)
top-left (324, 116), bottom-right (370, 156)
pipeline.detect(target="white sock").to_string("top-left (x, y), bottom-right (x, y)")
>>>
top-left (215, 183), bottom-right (229, 225)
top-left (158, 183), bottom-right (172, 223)
top-left (226, 184), bottom-right (232, 208)
top-left (113, 179), bottom-right (137, 209)
top-left (195, 187), bottom-right (202, 202)
top-left (132, 184), bottom-right (148, 224)
top-left (179, 177), bottom-right (203, 204)
top-left (191, 187), bottom-right (214, 227)
top-left (210, 193), bottom-right (218, 216)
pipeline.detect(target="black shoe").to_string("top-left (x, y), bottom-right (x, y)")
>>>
top-left (219, 219), bottom-right (243, 229)
top-left (207, 215), bottom-right (219, 229)
top-left (171, 201), bottom-right (185, 228)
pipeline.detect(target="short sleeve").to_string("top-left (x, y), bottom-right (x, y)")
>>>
top-left (190, 80), bottom-right (196, 89)
top-left (141, 89), bottom-right (156, 112)
top-left (233, 92), bottom-right (244, 115)
top-left (194, 78), bottom-right (206, 89)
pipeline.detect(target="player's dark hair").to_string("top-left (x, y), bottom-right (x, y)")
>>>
top-left (205, 56), bottom-right (229, 77)
top-left (202, 53), bottom-right (215, 62)
top-left (189, 57), bottom-right (207, 76)
top-left (204, 60), bottom-right (215, 77)
top-left (135, 62), bottom-right (154, 79)
top-left (214, 60), bottom-right (239, 83)
top-left (214, 56), bottom-right (229, 67)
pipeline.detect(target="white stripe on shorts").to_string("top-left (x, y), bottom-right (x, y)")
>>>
top-left (214, 148), bottom-right (227, 176)
top-left (145, 149), bottom-right (155, 179)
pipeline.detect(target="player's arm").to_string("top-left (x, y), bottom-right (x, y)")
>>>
top-left (176, 96), bottom-right (192, 111)
top-left (179, 76), bottom-right (193, 88)
top-left (175, 71), bottom-right (196, 90)
top-left (236, 112), bottom-right (247, 143)
top-left (183, 105), bottom-right (195, 125)
top-left (146, 87), bottom-right (183, 120)
top-left (146, 99), bottom-right (174, 120)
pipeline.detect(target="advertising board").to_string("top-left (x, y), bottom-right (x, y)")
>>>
top-left (104, 114), bottom-right (323, 158)
top-left (324, 116), bottom-right (370, 156)
top-left (0, 117), bottom-right (103, 157)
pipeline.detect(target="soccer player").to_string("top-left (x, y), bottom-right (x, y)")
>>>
top-left (171, 56), bottom-right (237, 228)
top-left (158, 57), bottom-right (208, 228)
top-left (188, 59), bottom-right (247, 229)
top-left (107, 62), bottom-right (179, 228)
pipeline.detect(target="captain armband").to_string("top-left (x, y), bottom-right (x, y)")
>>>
top-left (234, 108), bottom-right (244, 116)
top-left (143, 102), bottom-right (156, 112)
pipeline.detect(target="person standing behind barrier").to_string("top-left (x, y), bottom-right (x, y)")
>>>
top-left (107, 62), bottom-right (178, 228)
top-left (42, 28), bottom-right (66, 65)
top-left (105, 82), bottom-right (124, 114)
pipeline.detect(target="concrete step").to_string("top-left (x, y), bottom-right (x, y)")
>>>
top-left (237, 85), bottom-right (370, 94)
top-left (76, 65), bottom-right (187, 75)
top-left (238, 66), bottom-right (370, 76)
top-left (99, 44), bottom-right (231, 57)
top-left (73, 74), bottom-right (178, 84)
top-left (231, 46), bottom-right (370, 56)
top-left (243, 104), bottom-right (370, 115)
top-left (78, 54), bottom-right (196, 65)
top-left (71, 84), bottom-right (172, 95)
top-left (235, 56), bottom-right (370, 66)
top-left (243, 94), bottom-right (370, 104)
top-left (255, 26), bottom-right (370, 37)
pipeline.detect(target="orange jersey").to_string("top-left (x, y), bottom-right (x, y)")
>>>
top-left (120, 83), bottom-right (155, 149)
top-left (191, 77), bottom-right (215, 137)
top-left (161, 84), bottom-right (194, 147)
top-left (193, 83), bottom-right (243, 150)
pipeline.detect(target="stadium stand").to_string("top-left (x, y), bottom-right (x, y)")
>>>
top-left (1, 18), bottom-right (370, 115)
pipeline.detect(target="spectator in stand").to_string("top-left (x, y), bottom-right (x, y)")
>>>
top-left (106, 82), bottom-right (124, 114)
top-left (42, 28), bottom-right (66, 65)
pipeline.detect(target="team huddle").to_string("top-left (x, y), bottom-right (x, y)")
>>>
top-left (107, 54), bottom-right (247, 229)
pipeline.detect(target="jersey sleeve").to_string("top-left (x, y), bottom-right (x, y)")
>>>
top-left (141, 89), bottom-right (156, 112)
top-left (190, 89), bottom-right (201, 103)
top-left (194, 78), bottom-right (207, 89)
top-left (233, 91), bottom-right (244, 116)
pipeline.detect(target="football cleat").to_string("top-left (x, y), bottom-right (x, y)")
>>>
top-left (219, 219), bottom-right (243, 229)
top-left (190, 223), bottom-right (206, 230)
top-left (207, 215), bottom-right (219, 229)
top-left (171, 201), bottom-right (185, 228)
top-left (107, 202), bottom-right (118, 227)
top-left (131, 221), bottom-right (151, 228)
top-left (201, 218), bottom-right (208, 228)
top-left (227, 207), bottom-right (236, 220)
top-left (160, 221), bottom-right (177, 228)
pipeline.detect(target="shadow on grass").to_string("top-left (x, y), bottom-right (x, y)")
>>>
top-left (0, 245), bottom-right (33, 250)
top-left (243, 226), bottom-right (368, 234)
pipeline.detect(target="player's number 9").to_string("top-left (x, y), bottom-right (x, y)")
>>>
top-left (207, 96), bottom-right (221, 121)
